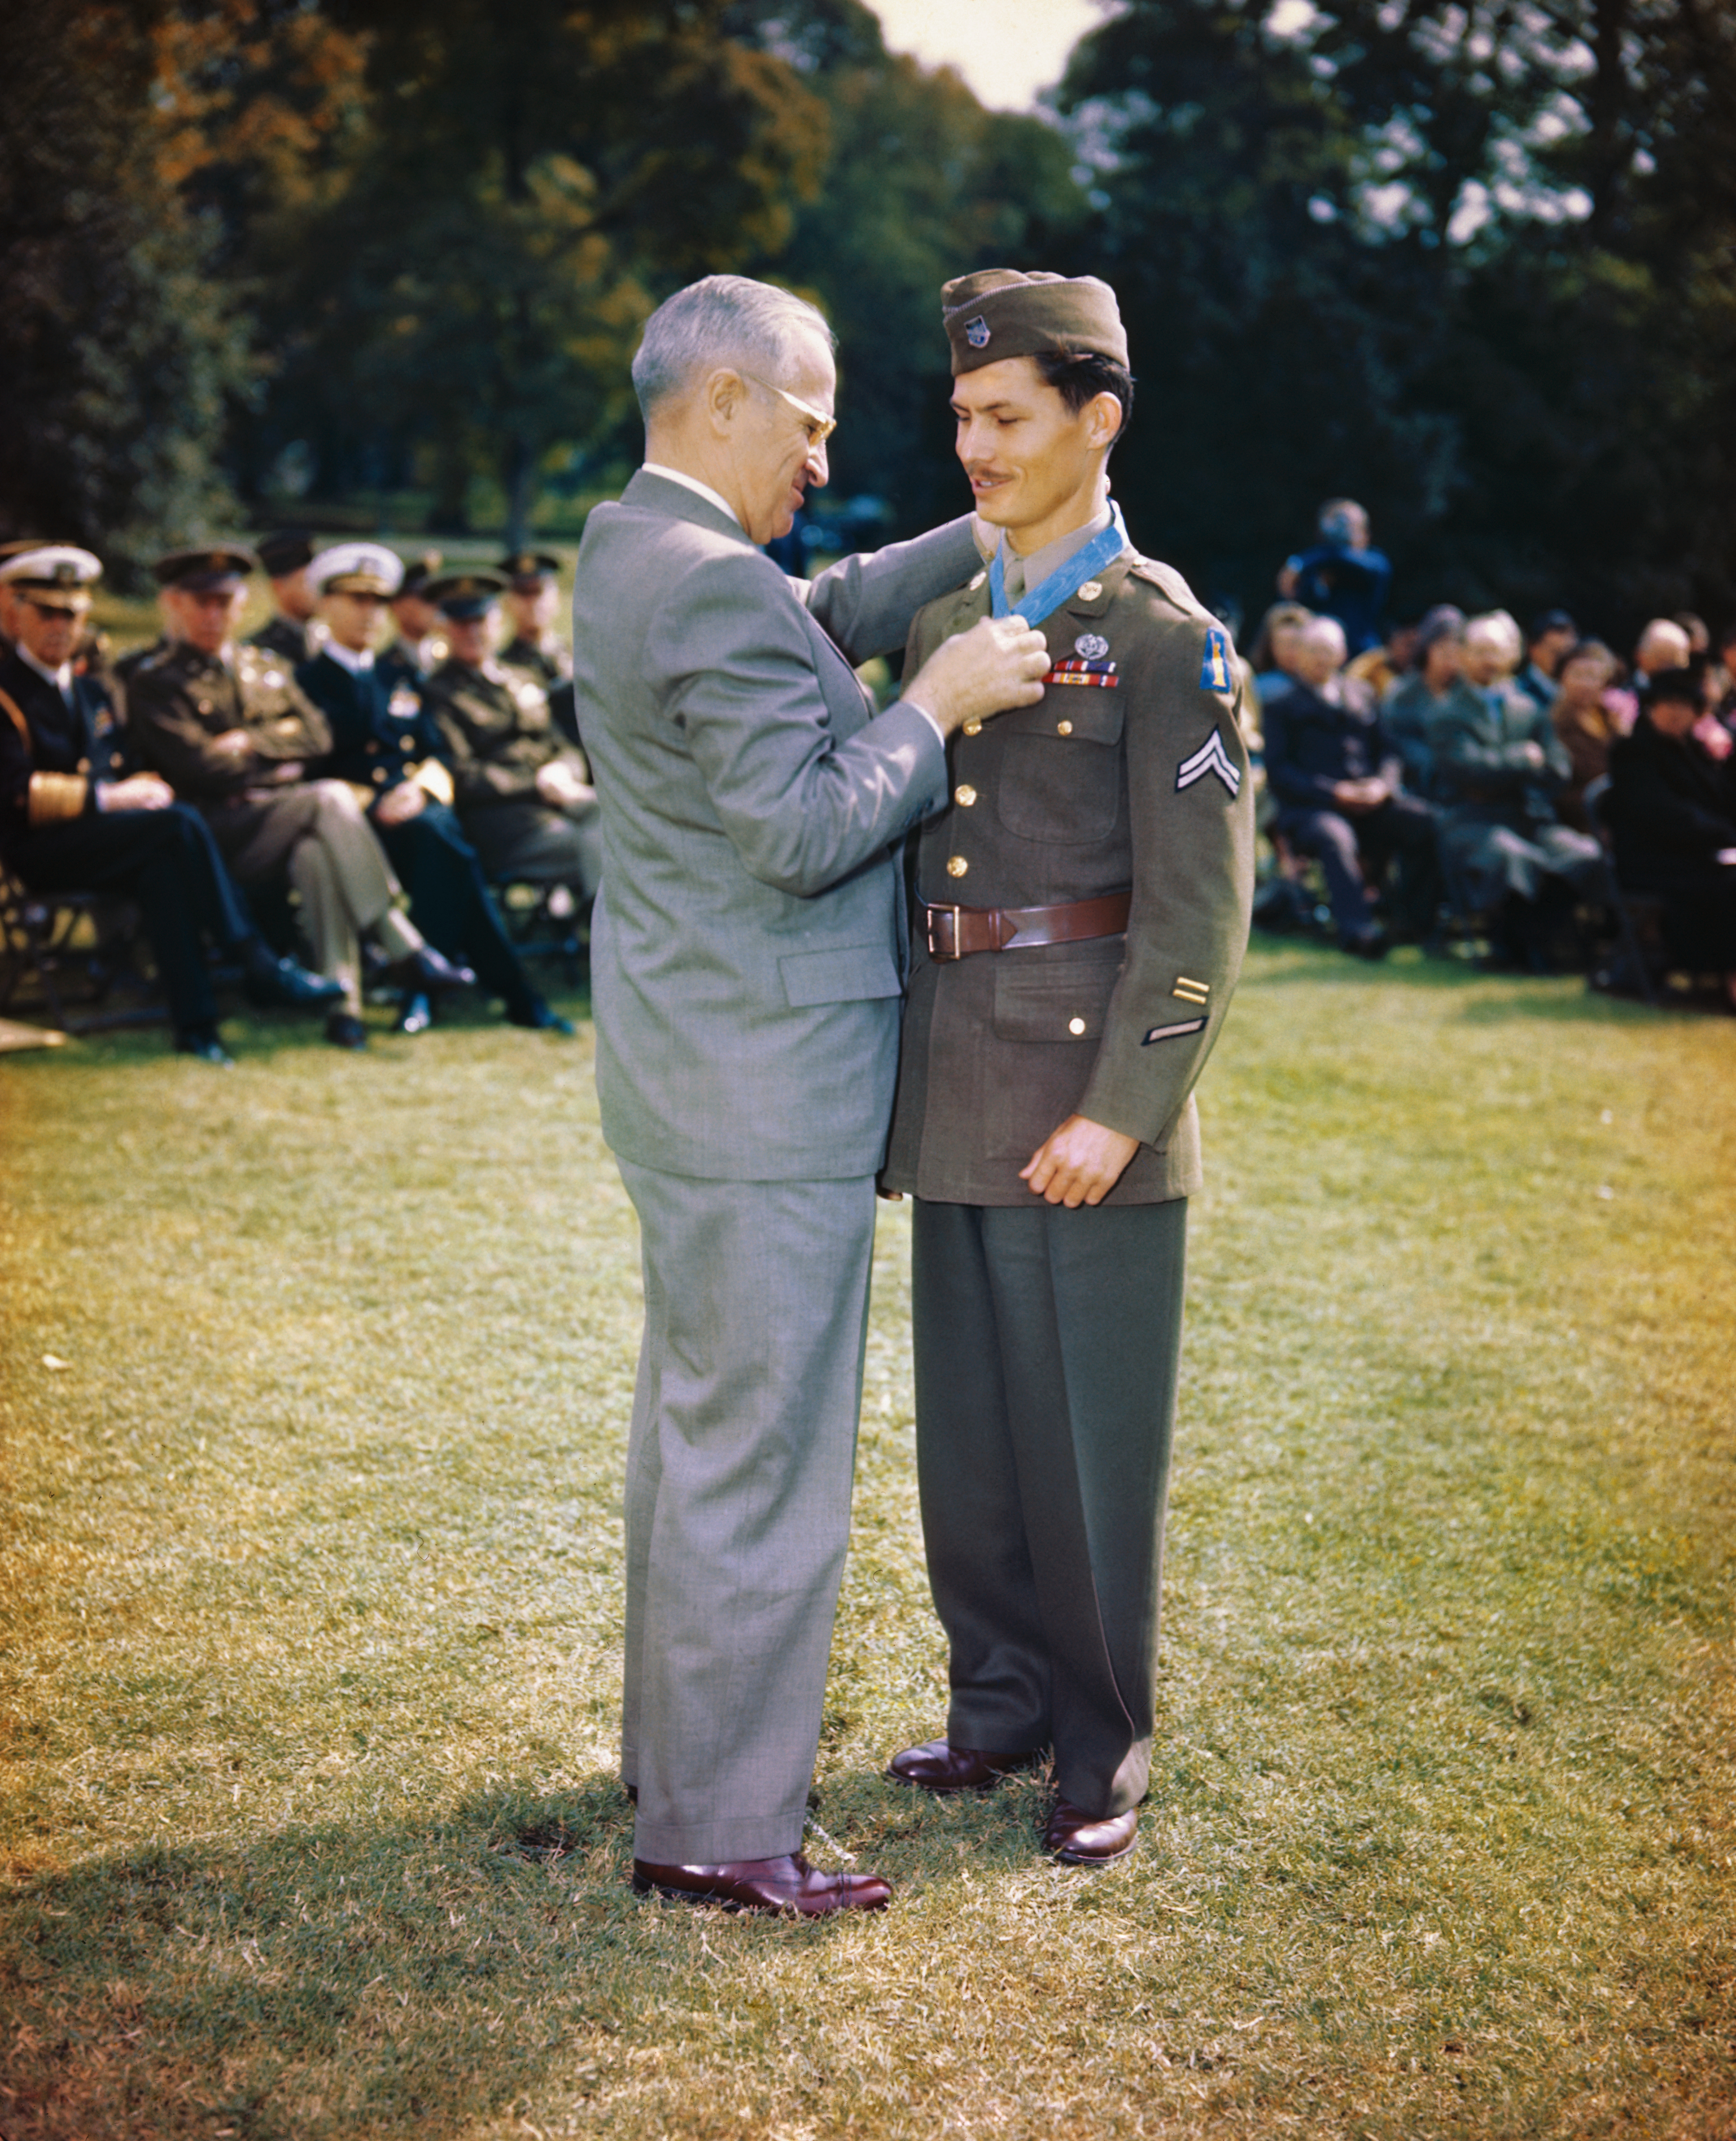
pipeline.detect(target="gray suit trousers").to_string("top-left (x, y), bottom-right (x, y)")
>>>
top-left (616, 1159), bottom-right (877, 1865)
top-left (911, 1196), bottom-right (1187, 1817)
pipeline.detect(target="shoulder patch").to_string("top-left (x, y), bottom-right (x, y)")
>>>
top-left (1199, 625), bottom-right (1234, 693)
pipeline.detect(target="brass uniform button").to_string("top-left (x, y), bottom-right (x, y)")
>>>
top-left (1077, 580), bottom-right (1103, 600)
top-left (955, 784), bottom-right (977, 807)
top-left (1068, 1016), bottom-right (1087, 1035)
top-left (962, 719), bottom-right (982, 737)
top-left (946, 855), bottom-right (969, 879)
top-left (1056, 719), bottom-right (1073, 736)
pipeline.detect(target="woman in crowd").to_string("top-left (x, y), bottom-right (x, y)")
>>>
top-left (1607, 667), bottom-right (1736, 1010)
top-left (1381, 604), bottom-right (1468, 797)
top-left (1547, 639), bottom-right (1620, 831)
top-left (1247, 601), bottom-right (1313, 705)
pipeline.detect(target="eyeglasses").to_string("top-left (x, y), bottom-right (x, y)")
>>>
top-left (742, 372), bottom-right (836, 447)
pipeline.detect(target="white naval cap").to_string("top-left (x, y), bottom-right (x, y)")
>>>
top-left (309, 541), bottom-right (404, 597)
top-left (0, 544), bottom-right (103, 589)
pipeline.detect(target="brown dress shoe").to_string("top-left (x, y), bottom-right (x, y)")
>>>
top-left (1044, 1798), bottom-right (1139, 1865)
top-left (632, 1852), bottom-right (891, 1916)
top-left (885, 1738), bottom-right (1043, 1793)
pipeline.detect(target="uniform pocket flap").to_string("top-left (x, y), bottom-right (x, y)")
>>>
top-left (991, 950), bottom-right (1123, 1042)
top-left (779, 944), bottom-right (902, 1007)
top-left (1004, 690), bottom-right (1126, 746)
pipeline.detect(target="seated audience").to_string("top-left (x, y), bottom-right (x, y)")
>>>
top-left (1606, 667), bottom-right (1736, 1009)
top-left (296, 544), bottom-right (572, 1035)
top-left (1707, 623), bottom-right (1736, 719)
top-left (1428, 612), bottom-right (1603, 968)
top-left (1277, 499), bottom-right (1392, 654)
top-left (1261, 614), bottom-right (1437, 955)
top-left (1516, 609), bottom-right (1577, 710)
top-left (496, 550), bottom-right (579, 745)
top-left (0, 545), bottom-right (339, 1061)
top-left (1248, 600), bottom-right (1313, 707)
top-left (250, 531), bottom-right (327, 666)
top-left (127, 545), bottom-right (471, 1050)
top-left (1381, 605), bottom-right (1468, 797)
top-left (420, 571), bottom-right (601, 894)
top-left (1672, 611), bottom-right (1711, 659)
top-left (1346, 615), bottom-right (1422, 702)
top-left (377, 553), bottom-right (446, 691)
top-left (1548, 639), bottom-right (1620, 831)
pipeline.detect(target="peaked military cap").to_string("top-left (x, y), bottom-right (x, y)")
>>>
top-left (942, 269), bottom-right (1129, 377)
top-left (398, 550), bottom-right (444, 597)
top-left (256, 530), bottom-right (317, 578)
top-left (497, 550), bottom-right (561, 586)
top-left (0, 544), bottom-right (102, 611)
top-left (309, 541), bottom-right (404, 597)
top-left (426, 568), bottom-right (506, 621)
top-left (152, 545), bottom-right (258, 591)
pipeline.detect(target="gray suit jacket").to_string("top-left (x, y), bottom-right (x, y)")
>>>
top-left (572, 468), bottom-right (979, 1180)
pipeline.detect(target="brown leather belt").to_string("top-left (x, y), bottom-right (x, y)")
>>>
top-left (922, 890), bottom-right (1131, 962)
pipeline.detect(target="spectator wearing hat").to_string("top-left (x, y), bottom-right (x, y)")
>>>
top-left (297, 544), bottom-right (571, 1034)
top-left (377, 553), bottom-right (446, 693)
top-left (127, 546), bottom-right (471, 1048)
top-left (1606, 667), bottom-right (1736, 1009)
top-left (1276, 500), bottom-right (1392, 656)
top-left (420, 571), bottom-right (601, 895)
top-left (1428, 611), bottom-right (1603, 965)
top-left (0, 546), bottom-right (342, 1061)
top-left (0, 539), bottom-right (53, 658)
top-left (1516, 609), bottom-right (1578, 711)
top-left (1381, 605), bottom-right (1472, 798)
top-left (1548, 639), bottom-right (1621, 831)
top-left (496, 550), bottom-right (579, 746)
top-left (249, 531), bottom-right (329, 667)
top-left (1262, 614), bottom-right (1438, 952)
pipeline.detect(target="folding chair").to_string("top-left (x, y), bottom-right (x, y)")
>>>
top-left (0, 865), bottom-right (161, 1033)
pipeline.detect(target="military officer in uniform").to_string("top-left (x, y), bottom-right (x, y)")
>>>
top-left (296, 543), bottom-right (570, 1033)
top-left (377, 552), bottom-right (445, 693)
top-left (881, 271), bottom-right (1255, 1865)
top-left (250, 530), bottom-right (327, 666)
top-left (0, 547), bottom-right (340, 1060)
top-left (127, 546), bottom-right (470, 1048)
top-left (497, 549), bottom-right (579, 744)
top-left (421, 570), bottom-right (601, 893)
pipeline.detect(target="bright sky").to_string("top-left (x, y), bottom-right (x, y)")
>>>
top-left (863, 0), bottom-right (1110, 112)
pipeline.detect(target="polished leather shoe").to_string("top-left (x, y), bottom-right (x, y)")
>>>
top-left (400, 945), bottom-right (475, 993)
top-left (632, 1852), bottom-right (890, 1917)
top-left (174, 1028), bottom-right (234, 1067)
top-left (1043, 1798), bottom-right (1139, 1865)
top-left (507, 998), bottom-right (575, 1035)
top-left (324, 1011), bottom-right (368, 1050)
top-left (886, 1739), bottom-right (1043, 1793)
top-left (240, 940), bottom-right (345, 1010)
top-left (398, 989), bottom-right (433, 1035)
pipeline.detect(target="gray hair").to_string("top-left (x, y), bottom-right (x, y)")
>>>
top-left (632, 275), bottom-right (836, 421)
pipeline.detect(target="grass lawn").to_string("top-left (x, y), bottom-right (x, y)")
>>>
top-left (1, 945), bottom-right (1732, 2139)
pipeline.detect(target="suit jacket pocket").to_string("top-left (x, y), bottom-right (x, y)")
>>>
top-left (779, 943), bottom-right (903, 1007)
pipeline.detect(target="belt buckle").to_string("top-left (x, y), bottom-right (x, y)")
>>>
top-left (926, 903), bottom-right (961, 961)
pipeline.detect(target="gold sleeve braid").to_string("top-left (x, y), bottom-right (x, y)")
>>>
top-left (28, 770), bottom-right (89, 825)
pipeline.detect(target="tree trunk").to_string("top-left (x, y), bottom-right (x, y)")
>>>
top-left (502, 432), bottom-right (536, 554)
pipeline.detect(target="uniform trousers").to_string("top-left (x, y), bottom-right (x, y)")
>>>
top-left (372, 802), bottom-right (538, 1015)
top-left (461, 798), bottom-right (601, 896)
top-left (911, 1194), bottom-right (1188, 1818)
top-left (205, 781), bottom-right (417, 1012)
top-left (1276, 796), bottom-right (1438, 941)
top-left (615, 1158), bottom-right (877, 1866)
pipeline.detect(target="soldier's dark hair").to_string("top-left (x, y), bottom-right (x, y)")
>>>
top-left (1034, 350), bottom-right (1134, 447)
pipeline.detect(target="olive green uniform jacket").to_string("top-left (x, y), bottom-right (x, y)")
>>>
top-left (420, 657), bottom-right (586, 811)
top-left (882, 547), bottom-right (1255, 1206)
top-left (126, 640), bottom-right (333, 801)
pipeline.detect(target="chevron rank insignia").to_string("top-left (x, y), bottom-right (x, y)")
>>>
top-left (1043, 657), bottom-right (1118, 689)
top-left (1142, 1015), bottom-right (1208, 1046)
top-left (1199, 624), bottom-right (1234, 693)
top-left (1175, 728), bottom-right (1241, 797)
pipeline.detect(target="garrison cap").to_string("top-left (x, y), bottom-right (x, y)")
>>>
top-left (497, 550), bottom-right (561, 586)
top-left (398, 551), bottom-right (443, 597)
top-left (256, 530), bottom-right (317, 578)
top-left (942, 269), bottom-right (1128, 377)
top-left (0, 545), bottom-right (102, 611)
top-left (425, 569), bottom-right (506, 622)
top-left (152, 545), bottom-right (258, 592)
top-left (309, 541), bottom-right (404, 598)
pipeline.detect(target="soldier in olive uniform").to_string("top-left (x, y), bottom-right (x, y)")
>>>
top-left (127, 547), bottom-right (469, 1047)
top-left (497, 549), bottom-right (579, 745)
top-left (296, 543), bottom-right (569, 1033)
top-left (882, 272), bottom-right (1255, 1865)
top-left (377, 552), bottom-right (446, 694)
top-left (250, 530), bottom-right (327, 666)
top-left (421, 570), bottom-right (601, 892)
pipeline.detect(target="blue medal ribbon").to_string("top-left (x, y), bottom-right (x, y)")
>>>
top-left (989, 499), bottom-right (1130, 626)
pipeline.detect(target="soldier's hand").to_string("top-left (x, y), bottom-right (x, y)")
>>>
top-left (95, 774), bottom-right (174, 813)
top-left (1020, 1114), bottom-right (1141, 1208)
top-left (904, 616), bottom-right (1049, 738)
top-left (536, 758), bottom-right (595, 810)
top-left (374, 781), bottom-right (426, 826)
top-left (210, 729), bottom-right (253, 758)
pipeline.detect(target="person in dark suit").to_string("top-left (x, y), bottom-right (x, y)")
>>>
top-left (0, 546), bottom-right (339, 1060)
top-left (295, 543), bottom-right (570, 1034)
top-left (1262, 613), bottom-right (1438, 954)
top-left (1606, 667), bottom-right (1736, 1007)
top-left (377, 553), bottom-right (445, 693)
top-left (880, 269), bottom-right (1254, 1867)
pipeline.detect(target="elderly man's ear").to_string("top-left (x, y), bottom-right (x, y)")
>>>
top-left (704, 369), bottom-right (746, 434)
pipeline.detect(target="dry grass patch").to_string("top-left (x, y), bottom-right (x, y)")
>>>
top-left (1, 949), bottom-right (1733, 2138)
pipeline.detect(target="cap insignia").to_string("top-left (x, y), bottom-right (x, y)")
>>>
top-left (965, 317), bottom-right (991, 349)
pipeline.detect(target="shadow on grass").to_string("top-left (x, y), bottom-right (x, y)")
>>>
top-left (0, 1768), bottom-right (891, 2141)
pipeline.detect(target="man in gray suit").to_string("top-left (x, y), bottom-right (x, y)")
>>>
top-left (572, 274), bottom-right (1047, 1917)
